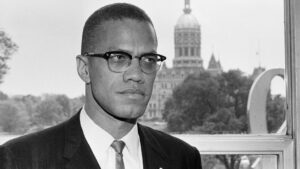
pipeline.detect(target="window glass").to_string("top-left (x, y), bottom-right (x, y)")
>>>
top-left (0, 0), bottom-right (286, 139)
top-left (145, 0), bottom-right (285, 135)
top-left (197, 47), bottom-right (200, 56)
top-left (184, 47), bottom-right (189, 56)
top-left (201, 154), bottom-right (278, 169)
top-left (191, 47), bottom-right (194, 56)
top-left (179, 47), bottom-right (182, 56)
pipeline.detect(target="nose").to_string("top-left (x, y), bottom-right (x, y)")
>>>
top-left (123, 59), bottom-right (145, 83)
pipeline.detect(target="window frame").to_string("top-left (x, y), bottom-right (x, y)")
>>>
top-left (287, 0), bottom-right (300, 167)
top-left (173, 0), bottom-right (300, 168)
top-left (174, 134), bottom-right (294, 169)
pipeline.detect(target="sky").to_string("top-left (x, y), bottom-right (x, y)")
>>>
top-left (0, 0), bottom-right (285, 98)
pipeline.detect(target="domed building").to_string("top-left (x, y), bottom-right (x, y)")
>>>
top-left (142, 0), bottom-right (222, 120)
top-left (173, 0), bottom-right (203, 73)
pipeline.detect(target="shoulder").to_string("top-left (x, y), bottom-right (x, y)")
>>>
top-left (138, 124), bottom-right (198, 154)
top-left (0, 116), bottom-right (79, 169)
top-left (3, 113), bottom-right (80, 151)
top-left (3, 121), bottom-right (66, 150)
top-left (138, 124), bottom-right (202, 168)
top-left (1, 117), bottom-right (72, 166)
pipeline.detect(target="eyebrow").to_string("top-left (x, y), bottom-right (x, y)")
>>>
top-left (107, 48), bottom-right (157, 55)
top-left (107, 48), bottom-right (131, 54)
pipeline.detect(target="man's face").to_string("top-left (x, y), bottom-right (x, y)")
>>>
top-left (86, 19), bottom-right (158, 120)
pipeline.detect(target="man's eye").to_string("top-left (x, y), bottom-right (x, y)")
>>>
top-left (143, 56), bottom-right (158, 63)
top-left (110, 54), bottom-right (129, 61)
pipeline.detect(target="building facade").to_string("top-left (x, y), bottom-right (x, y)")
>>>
top-left (142, 0), bottom-right (222, 120)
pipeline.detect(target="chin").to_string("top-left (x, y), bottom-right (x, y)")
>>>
top-left (114, 106), bottom-right (145, 120)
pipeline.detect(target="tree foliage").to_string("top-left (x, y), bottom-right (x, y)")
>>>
top-left (0, 90), bottom-right (8, 100)
top-left (34, 98), bottom-right (64, 126)
top-left (70, 95), bottom-right (85, 113)
top-left (163, 70), bottom-right (253, 134)
top-left (267, 94), bottom-right (285, 133)
top-left (0, 100), bottom-right (30, 133)
top-left (0, 93), bottom-right (84, 133)
top-left (166, 72), bottom-right (226, 132)
top-left (0, 31), bottom-right (18, 84)
top-left (55, 94), bottom-right (72, 118)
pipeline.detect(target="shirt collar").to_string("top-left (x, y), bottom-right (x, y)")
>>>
top-left (80, 107), bottom-right (140, 159)
top-left (121, 122), bottom-right (140, 159)
top-left (80, 107), bottom-right (114, 159)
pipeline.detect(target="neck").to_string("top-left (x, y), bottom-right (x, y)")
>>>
top-left (84, 85), bottom-right (135, 139)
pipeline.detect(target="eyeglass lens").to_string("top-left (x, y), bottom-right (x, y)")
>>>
top-left (107, 52), bottom-right (162, 73)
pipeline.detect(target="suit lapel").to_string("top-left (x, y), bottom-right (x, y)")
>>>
top-left (138, 124), bottom-right (171, 169)
top-left (62, 113), bottom-right (171, 169)
top-left (63, 112), bottom-right (101, 169)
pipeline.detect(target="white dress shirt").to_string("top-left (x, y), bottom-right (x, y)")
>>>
top-left (80, 108), bottom-right (144, 169)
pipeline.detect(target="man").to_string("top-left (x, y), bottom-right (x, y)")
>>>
top-left (0, 3), bottom-right (202, 169)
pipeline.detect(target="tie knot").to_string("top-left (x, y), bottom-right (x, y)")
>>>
top-left (111, 140), bottom-right (125, 154)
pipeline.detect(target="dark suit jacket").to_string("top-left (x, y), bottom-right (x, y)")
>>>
top-left (0, 113), bottom-right (202, 169)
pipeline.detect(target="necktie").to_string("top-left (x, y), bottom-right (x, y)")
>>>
top-left (111, 140), bottom-right (126, 169)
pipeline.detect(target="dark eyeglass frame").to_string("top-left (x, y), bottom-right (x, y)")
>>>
top-left (83, 51), bottom-right (166, 74)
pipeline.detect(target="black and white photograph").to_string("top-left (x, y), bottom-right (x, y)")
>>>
top-left (0, 0), bottom-right (299, 169)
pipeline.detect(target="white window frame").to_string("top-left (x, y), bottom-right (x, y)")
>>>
top-left (174, 134), bottom-right (294, 169)
top-left (174, 0), bottom-right (300, 168)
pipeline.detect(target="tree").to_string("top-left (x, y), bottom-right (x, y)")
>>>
top-left (218, 70), bottom-right (253, 119)
top-left (163, 70), bottom-right (251, 134)
top-left (195, 108), bottom-right (245, 134)
top-left (0, 90), bottom-right (8, 100)
top-left (55, 94), bottom-right (72, 117)
top-left (163, 72), bottom-right (223, 132)
top-left (70, 95), bottom-right (85, 113)
top-left (33, 98), bottom-right (64, 126)
top-left (0, 30), bottom-right (18, 83)
top-left (12, 95), bottom-right (41, 128)
top-left (267, 94), bottom-right (285, 133)
top-left (0, 100), bottom-right (30, 133)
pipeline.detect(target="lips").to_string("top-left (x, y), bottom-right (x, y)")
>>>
top-left (118, 88), bottom-right (145, 96)
top-left (117, 88), bottom-right (146, 101)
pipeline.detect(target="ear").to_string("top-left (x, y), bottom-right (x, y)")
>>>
top-left (76, 55), bottom-right (91, 83)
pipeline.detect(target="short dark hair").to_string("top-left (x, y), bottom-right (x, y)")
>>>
top-left (81, 3), bottom-right (154, 54)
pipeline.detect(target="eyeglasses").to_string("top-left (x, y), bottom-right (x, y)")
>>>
top-left (83, 51), bottom-right (166, 74)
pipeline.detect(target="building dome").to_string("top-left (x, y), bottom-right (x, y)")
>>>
top-left (175, 13), bottom-right (200, 29)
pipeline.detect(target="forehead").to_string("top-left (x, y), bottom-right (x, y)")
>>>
top-left (88, 19), bottom-right (157, 53)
